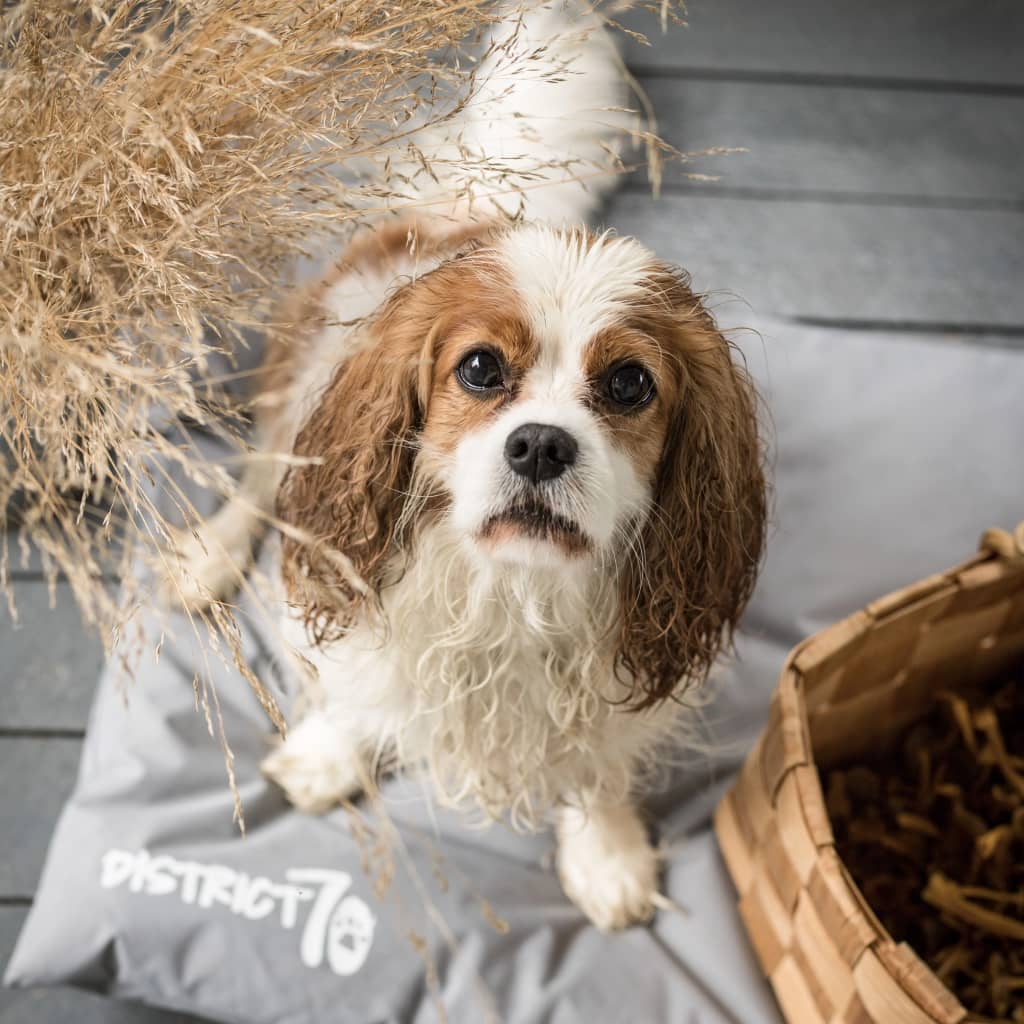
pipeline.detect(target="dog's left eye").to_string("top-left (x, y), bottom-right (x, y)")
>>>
top-left (606, 363), bottom-right (656, 408)
top-left (457, 349), bottom-right (504, 392)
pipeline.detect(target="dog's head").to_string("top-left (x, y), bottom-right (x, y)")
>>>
top-left (279, 225), bottom-right (766, 706)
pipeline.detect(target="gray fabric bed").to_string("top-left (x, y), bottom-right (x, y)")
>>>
top-left (6, 314), bottom-right (1023, 1023)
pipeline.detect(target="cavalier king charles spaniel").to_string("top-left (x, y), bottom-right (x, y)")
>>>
top-left (174, 3), bottom-right (766, 931)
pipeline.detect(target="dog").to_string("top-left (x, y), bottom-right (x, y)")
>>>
top-left (173, 3), bottom-right (766, 931)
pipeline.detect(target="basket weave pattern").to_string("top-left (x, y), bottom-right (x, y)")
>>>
top-left (715, 524), bottom-right (1024, 1024)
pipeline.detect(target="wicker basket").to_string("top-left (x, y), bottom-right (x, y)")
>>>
top-left (715, 522), bottom-right (1024, 1024)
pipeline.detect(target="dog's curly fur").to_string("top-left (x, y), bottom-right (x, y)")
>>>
top-left (613, 271), bottom-right (766, 710)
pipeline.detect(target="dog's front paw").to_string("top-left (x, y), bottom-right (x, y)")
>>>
top-left (261, 713), bottom-right (364, 815)
top-left (163, 522), bottom-right (252, 611)
top-left (556, 804), bottom-right (660, 931)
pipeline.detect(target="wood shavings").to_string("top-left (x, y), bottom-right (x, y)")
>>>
top-left (829, 664), bottom-right (1024, 1023)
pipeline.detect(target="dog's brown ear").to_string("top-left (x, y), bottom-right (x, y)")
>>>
top-left (277, 294), bottom-right (435, 645)
top-left (616, 271), bottom-right (767, 708)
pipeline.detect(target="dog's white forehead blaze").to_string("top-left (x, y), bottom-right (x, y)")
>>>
top-left (496, 226), bottom-right (656, 388)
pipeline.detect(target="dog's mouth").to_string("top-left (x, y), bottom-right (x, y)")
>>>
top-left (478, 498), bottom-right (590, 556)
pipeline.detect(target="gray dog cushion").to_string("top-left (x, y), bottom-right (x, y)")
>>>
top-left (6, 315), bottom-right (1023, 1023)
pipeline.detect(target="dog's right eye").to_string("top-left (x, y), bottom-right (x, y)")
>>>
top-left (457, 349), bottom-right (504, 392)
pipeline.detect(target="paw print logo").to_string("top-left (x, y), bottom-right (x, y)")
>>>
top-left (290, 868), bottom-right (376, 975)
top-left (326, 896), bottom-right (376, 976)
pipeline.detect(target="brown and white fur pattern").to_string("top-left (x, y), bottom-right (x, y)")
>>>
top-left (174, 5), bottom-right (766, 931)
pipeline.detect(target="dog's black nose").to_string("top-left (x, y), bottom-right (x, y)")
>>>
top-left (504, 423), bottom-right (578, 483)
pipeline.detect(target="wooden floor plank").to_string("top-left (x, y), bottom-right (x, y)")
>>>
top-left (605, 193), bottom-right (1024, 327)
top-left (632, 78), bottom-right (1024, 204)
top-left (0, 582), bottom-right (103, 733)
top-left (621, 0), bottom-right (1024, 87)
top-left (2, 908), bottom-right (208, 1023)
top-left (0, 740), bottom-right (81, 898)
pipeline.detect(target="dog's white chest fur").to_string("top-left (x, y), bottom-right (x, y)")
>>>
top-left (274, 520), bottom-right (682, 827)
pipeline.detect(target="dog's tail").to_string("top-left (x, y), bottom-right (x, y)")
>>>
top-left (403, 1), bottom-right (630, 226)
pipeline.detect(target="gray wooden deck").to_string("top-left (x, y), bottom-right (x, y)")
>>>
top-left (3, 1), bottom-right (1023, 1020)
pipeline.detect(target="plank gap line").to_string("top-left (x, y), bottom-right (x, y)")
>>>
top-left (623, 182), bottom-right (1024, 214)
top-left (0, 728), bottom-right (86, 740)
top-left (784, 316), bottom-right (1024, 349)
top-left (628, 65), bottom-right (1024, 98)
